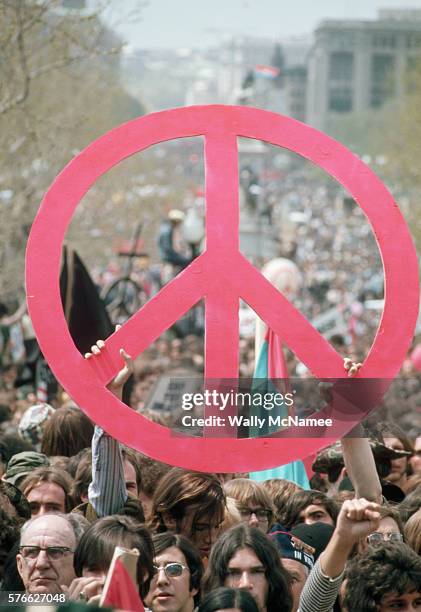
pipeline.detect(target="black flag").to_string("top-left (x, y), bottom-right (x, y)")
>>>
top-left (60, 246), bottom-right (114, 354)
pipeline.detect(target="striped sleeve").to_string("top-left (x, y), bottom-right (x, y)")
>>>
top-left (88, 425), bottom-right (127, 517)
top-left (298, 557), bottom-right (343, 612)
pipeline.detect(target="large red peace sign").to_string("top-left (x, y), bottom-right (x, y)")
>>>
top-left (26, 105), bottom-right (419, 472)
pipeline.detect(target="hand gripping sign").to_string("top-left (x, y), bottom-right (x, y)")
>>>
top-left (26, 105), bottom-right (419, 473)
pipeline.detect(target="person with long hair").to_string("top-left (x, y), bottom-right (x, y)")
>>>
top-left (198, 587), bottom-right (258, 612)
top-left (202, 524), bottom-right (292, 612)
top-left (73, 514), bottom-right (154, 602)
top-left (148, 468), bottom-right (225, 560)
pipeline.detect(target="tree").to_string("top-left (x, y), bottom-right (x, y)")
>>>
top-left (384, 56), bottom-right (421, 189)
top-left (0, 0), bottom-right (145, 298)
top-left (374, 55), bottom-right (421, 254)
top-left (327, 54), bottom-right (421, 255)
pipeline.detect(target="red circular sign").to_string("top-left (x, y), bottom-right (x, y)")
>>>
top-left (25, 105), bottom-right (419, 472)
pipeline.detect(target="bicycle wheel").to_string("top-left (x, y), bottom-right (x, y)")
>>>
top-left (101, 277), bottom-right (147, 323)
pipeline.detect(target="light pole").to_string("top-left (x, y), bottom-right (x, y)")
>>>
top-left (181, 204), bottom-right (205, 336)
top-left (182, 204), bottom-right (205, 259)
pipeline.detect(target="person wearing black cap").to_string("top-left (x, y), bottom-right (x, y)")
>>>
top-left (268, 527), bottom-right (314, 612)
top-left (290, 523), bottom-right (334, 562)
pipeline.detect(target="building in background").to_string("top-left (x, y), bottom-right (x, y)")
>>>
top-left (306, 9), bottom-right (421, 131)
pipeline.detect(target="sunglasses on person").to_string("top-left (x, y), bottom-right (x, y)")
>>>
top-left (366, 532), bottom-right (403, 544)
top-left (19, 546), bottom-right (75, 561)
top-left (152, 562), bottom-right (189, 578)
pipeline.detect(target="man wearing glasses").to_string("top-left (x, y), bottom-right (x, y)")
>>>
top-left (224, 479), bottom-right (275, 534)
top-left (355, 505), bottom-right (404, 555)
top-left (145, 532), bottom-right (203, 612)
top-left (16, 514), bottom-right (80, 594)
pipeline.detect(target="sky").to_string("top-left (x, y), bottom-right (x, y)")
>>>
top-left (106, 0), bottom-right (421, 50)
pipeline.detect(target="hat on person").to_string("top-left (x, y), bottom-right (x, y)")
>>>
top-left (5, 451), bottom-right (50, 486)
top-left (337, 475), bottom-right (406, 503)
top-left (312, 439), bottom-right (411, 474)
top-left (380, 481), bottom-right (406, 503)
top-left (18, 402), bottom-right (54, 450)
top-left (168, 209), bottom-right (185, 222)
top-left (268, 525), bottom-right (314, 571)
top-left (290, 522), bottom-right (335, 561)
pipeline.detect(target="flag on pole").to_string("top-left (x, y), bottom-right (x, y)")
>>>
top-left (254, 64), bottom-right (280, 79)
top-left (60, 246), bottom-right (114, 355)
top-left (250, 328), bottom-right (310, 488)
top-left (101, 547), bottom-right (145, 612)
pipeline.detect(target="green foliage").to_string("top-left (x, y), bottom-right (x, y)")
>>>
top-left (0, 0), bottom-right (146, 296)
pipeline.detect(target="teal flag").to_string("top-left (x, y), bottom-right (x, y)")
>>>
top-left (249, 331), bottom-right (310, 489)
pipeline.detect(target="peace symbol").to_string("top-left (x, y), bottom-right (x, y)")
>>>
top-left (25, 105), bottom-right (419, 472)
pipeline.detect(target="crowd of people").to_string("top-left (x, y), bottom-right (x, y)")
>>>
top-left (1, 331), bottom-right (421, 612)
top-left (0, 173), bottom-right (421, 610)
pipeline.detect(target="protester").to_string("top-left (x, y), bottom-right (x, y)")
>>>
top-left (404, 509), bottom-right (421, 555)
top-left (148, 468), bottom-right (225, 560)
top-left (297, 497), bottom-right (420, 612)
top-left (18, 403), bottom-right (54, 451)
top-left (72, 515), bottom-right (154, 603)
top-left (198, 587), bottom-right (259, 612)
top-left (3, 451), bottom-right (50, 487)
top-left (16, 513), bottom-right (85, 594)
top-left (377, 422), bottom-right (413, 492)
top-left (312, 436), bottom-right (406, 501)
top-left (157, 209), bottom-right (192, 270)
top-left (19, 467), bottom-right (73, 516)
top-left (145, 532), bottom-right (203, 612)
top-left (219, 497), bottom-right (242, 533)
top-left (203, 524), bottom-right (293, 612)
top-left (82, 345), bottom-right (146, 522)
top-left (261, 479), bottom-right (302, 525)
top-left (0, 480), bottom-right (31, 523)
top-left (361, 505), bottom-right (404, 549)
top-left (410, 436), bottom-right (421, 474)
top-left (283, 490), bottom-right (338, 529)
top-left (344, 543), bottom-right (421, 612)
top-left (298, 497), bottom-right (382, 612)
top-left (40, 405), bottom-right (94, 458)
top-left (2, 167), bottom-right (421, 609)
top-left (268, 527), bottom-right (314, 612)
top-left (136, 453), bottom-right (172, 521)
top-left (224, 479), bottom-right (275, 534)
top-left (0, 508), bottom-right (20, 582)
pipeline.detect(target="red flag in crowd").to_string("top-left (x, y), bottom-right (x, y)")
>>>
top-left (102, 557), bottom-right (144, 611)
top-left (101, 548), bottom-right (144, 612)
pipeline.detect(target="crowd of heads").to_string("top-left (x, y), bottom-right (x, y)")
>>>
top-left (2, 378), bottom-right (421, 612)
top-left (1, 170), bottom-right (421, 609)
